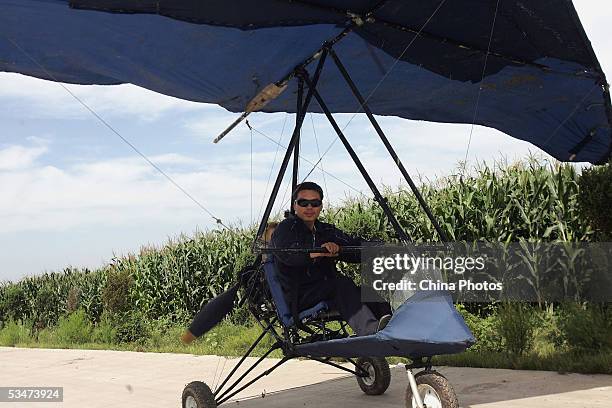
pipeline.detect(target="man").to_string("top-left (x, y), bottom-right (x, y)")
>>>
top-left (270, 181), bottom-right (391, 336)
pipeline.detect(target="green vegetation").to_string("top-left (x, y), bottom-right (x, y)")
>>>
top-left (0, 316), bottom-right (281, 358)
top-left (433, 350), bottom-right (612, 375)
top-left (1, 307), bottom-right (609, 373)
top-left (577, 159), bottom-right (612, 239)
top-left (1, 158), bottom-right (611, 374)
top-left (447, 301), bottom-right (612, 374)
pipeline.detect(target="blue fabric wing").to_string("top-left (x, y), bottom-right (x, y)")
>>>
top-left (1, 0), bottom-right (610, 163)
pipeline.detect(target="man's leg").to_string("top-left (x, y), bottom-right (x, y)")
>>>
top-left (330, 275), bottom-right (379, 336)
top-left (361, 285), bottom-right (393, 319)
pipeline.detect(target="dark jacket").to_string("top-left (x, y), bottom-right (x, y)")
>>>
top-left (270, 215), bottom-right (362, 310)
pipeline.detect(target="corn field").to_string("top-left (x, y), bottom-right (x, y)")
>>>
top-left (0, 159), bottom-right (606, 328)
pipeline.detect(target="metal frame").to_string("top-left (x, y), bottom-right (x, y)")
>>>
top-left (215, 43), bottom-right (446, 406)
top-left (327, 48), bottom-right (449, 242)
top-left (209, 262), bottom-right (366, 406)
top-left (254, 45), bottom-right (445, 245)
top-left (291, 77), bottom-right (304, 201)
top-left (254, 50), bottom-right (328, 243)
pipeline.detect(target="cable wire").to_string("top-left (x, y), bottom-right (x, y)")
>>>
top-left (301, 0), bottom-right (449, 180)
top-left (248, 124), bottom-right (365, 197)
top-left (256, 114), bottom-right (289, 222)
top-left (310, 113), bottom-right (329, 200)
top-left (6, 37), bottom-right (229, 229)
top-left (464, 0), bottom-right (502, 163)
top-left (250, 120), bottom-right (253, 224)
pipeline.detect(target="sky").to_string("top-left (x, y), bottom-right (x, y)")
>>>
top-left (1, 1), bottom-right (610, 282)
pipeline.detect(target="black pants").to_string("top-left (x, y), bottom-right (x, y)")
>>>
top-left (296, 274), bottom-right (392, 336)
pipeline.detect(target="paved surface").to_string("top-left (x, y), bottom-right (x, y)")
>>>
top-left (1, 347), bottom-right (611, 407)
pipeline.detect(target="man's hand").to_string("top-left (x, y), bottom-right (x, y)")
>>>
top-left (310, 242), bottom-right (340, 258)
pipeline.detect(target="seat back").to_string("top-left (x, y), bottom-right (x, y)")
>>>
top-left (262, 258), bottom-right (328, 327)
top-left (262, 258), bottom-right (293, 326)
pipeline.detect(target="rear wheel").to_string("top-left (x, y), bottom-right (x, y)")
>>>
top-left (182, 381), bottom-right (217, 408)
top-left (355, 356), bottom-right (391, 395)
top-left (405, 371), bottom-right (458, 408)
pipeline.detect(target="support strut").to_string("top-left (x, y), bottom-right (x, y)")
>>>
top-left (307, 356), bottom-right (361, 376)
top-left (213, 322), bottom-right (273, 398)
top-left (291, 78), bottom-right (304, 202)
top-left (216, 357), bottom-right (291, 405)
top-left (214, 343), bottom-right (280, 403)
top-left (328, 48), bottom-right (449, 242)
top-left (301, 71), bottom-right (410, 243)
top-left (254, 50), bottom-right (329, 243)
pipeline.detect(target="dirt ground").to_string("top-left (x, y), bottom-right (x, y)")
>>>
top-left (1, 347), bottom-right (611, 407)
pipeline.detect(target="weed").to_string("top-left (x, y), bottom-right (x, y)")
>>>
top-left (0, 320), bottom-right (31, 346)
top-left (55, 310), bottom-right (93, 345)
top-left (497, 302), bottom-right (536, 355)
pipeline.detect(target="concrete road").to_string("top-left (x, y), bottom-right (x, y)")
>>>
top-left (1, 347), bottom-right (611, 407)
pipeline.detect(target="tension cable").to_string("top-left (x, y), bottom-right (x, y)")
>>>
top-left (247, 123), bottom-right (365, 199)
top-left (7, 37), bottom-right (229, 230)
top-left (256, 114), bottom-right (289, 223)
top-left (301, 0), bottom-right (449, 180)
top-left (464, 0), bottom-right (502, 163)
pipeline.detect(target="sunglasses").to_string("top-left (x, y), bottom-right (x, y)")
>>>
top-left (295, 198), bottom-right (322, 208)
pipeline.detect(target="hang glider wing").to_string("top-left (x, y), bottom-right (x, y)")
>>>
top-left (1, 0), bottom-right (610, 163)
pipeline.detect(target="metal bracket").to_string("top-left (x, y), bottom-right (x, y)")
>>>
top-left (406, 368), bottom-right (425, 408)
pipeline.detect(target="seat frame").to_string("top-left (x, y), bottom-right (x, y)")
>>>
top-left (210, 259), bottom-right (368, 406)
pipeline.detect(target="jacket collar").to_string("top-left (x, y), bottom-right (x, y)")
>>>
top-left (287, 213), bottom-right (330, 233)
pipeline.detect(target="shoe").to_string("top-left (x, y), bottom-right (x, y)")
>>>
top-left (377, 314), bottom-right (392, 332)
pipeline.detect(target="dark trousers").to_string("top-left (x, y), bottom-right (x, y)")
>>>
top-left (297, 274), bottom-right (392, 336)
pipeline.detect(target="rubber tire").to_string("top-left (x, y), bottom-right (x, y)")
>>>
top-left (182, 381), bottom-right (217, 408)
top-left (355, 357), bottom-right (391, 395)
top-left (405, 371), bottom-right (459, 408)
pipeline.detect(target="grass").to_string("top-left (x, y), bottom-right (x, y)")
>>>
top-left (2, 319), bottom-right (610, 374)
top-left (0, 320), bottom-right (31, 346)
top-left (1, 318), bottom-right (282, 358)
top-left (433, 350), bottom-right (612, 375)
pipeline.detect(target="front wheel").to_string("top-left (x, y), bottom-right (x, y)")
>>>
top-left (405, 371), bottom-right (458, 408)
top-left (182, 381), bottom-right (217, 408)
top-left (355, 356), bottom-right (391, 395)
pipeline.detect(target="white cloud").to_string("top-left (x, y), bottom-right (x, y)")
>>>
top-left (149, 153), bottom-right (201, 166)
top-left (0, 73), bottom-right (203, 121)
top-left (0, 145), bottom-right (293, 234)
top-left (0, 143), bottom-right (48, 171)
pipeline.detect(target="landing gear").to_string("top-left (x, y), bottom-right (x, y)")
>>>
top-left (182, 381), bottom-right (217, 408)
top-left (355, 356), bottom-right (391, 395)
top-left (405, 371), bottom-right (459, 408)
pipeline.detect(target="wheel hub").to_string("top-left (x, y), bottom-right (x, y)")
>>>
top-left (360, 362), bottom-right (376, 386)
top-left (185, 395), bottom-right (198, 408)
top-left (411, 384), bottom-right (442, 408)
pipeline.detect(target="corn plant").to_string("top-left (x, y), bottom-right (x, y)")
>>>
top-left (0, 158), bottom-right (602, 328)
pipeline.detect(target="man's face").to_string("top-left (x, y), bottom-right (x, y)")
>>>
top-left (293, 189), bottom-right (322, 223)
